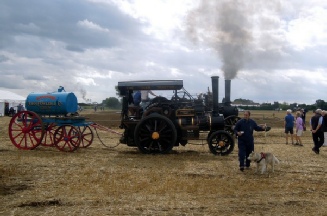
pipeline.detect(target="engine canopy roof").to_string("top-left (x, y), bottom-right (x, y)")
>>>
top-left (118, 80), bottom-right (183, 92)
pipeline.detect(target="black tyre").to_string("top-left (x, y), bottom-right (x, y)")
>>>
top-left (134, 113), bottom-right (177, 154)
top-left (208, 130), bottom-right (234, 155)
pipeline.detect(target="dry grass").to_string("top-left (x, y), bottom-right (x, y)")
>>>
top-left (1, 110), bottom-right (327, 215)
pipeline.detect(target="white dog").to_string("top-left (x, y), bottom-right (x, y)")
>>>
top-left (247, 151), bottom-right (280, 174)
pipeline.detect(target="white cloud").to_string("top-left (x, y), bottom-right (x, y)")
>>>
top-left (170, 68), bottom-right (183, 77)
top-left (111, 0), bottom-right (196, 39)
top-left (16, 22), bottom-right (40, 33)
top-left (75, 77), bottom-right (97, 86)
top-left (77, 19), bottom-right (110, 33)
top-left (286, 6), bottom-right (327, 50)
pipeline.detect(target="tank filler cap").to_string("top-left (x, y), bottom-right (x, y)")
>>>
top-left (58, 86), bottom-right (66, 92)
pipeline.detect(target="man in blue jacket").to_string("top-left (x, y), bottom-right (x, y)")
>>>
top-left (234, 110), bottom-right (267, 171)
top-left (284, 109), bottom-right (295, 144)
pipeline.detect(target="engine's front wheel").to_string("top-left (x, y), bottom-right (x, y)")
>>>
top-left (208, 130), bottom-right (234, 155)
top-left (224, 115), bottom-right (241, 137)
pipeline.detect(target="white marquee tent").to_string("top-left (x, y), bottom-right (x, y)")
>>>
top-left (0, 90), bottom-right (26, 116)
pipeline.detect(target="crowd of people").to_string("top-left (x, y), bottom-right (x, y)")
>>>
top-left (283, 108), bottom-right (307, 146)
top-left (4, 103), bottom-right (25, 116)
top-left (283, 108), bottom-right (327, 154)
top-left (234, 108), bottom-right (327, 172)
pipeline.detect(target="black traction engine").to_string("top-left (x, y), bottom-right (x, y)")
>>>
top-left (117, 76), bottom-right (240, 155)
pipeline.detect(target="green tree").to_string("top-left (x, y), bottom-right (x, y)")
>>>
top-left (280, 102), bottom-right (289, 111)
top-left (316, 99), bottom-right (325, 109)
top-left (233, 98), bottom-right (255, 105)
top-left (102, 97), bottom-right (121, 109)
top-left (115, 85), bottom-right (121, 97)
top-left (260, 103), bottom-right (273, 110)
top-left (273, 101), bottom-right (280, 110)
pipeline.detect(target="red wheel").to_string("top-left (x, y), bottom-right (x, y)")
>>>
top-left (53, 125), bottom-right (81, 152)
top-left (78, 126), bottom-right (94, 148)
top-left (8, 111), bottom-right (44, 150)
top-left (41, 123), bottom-right (57, 147)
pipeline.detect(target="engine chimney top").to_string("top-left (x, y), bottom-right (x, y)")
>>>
top-left (224, 79), bottom-right (231, 106)
top-left (211, 76), bottom-right (219, 115)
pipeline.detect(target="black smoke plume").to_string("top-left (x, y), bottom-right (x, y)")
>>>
top-left (186, 0), bottom-right (282, 79)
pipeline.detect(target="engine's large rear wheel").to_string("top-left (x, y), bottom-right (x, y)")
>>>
top-left (134, 113), bottom-right (177, 154)
top-left (208, 130), bottom-right (234, 155)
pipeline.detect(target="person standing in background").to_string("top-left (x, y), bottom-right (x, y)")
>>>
top-left (310, 109), bottom-right (324, 154)
top-left (284, 109), bottom-right (295, 145)
top-left (300, 109), bottom-right (307, 131)
top-left (17, 104), bottom-right (23, 113)
top-left (321, 110), bottom-right (327, 147)
top-left (295, 111), bottom-right (304, 146)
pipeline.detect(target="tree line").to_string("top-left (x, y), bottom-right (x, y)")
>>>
top-left (235, 98), bottom-right (327, 112)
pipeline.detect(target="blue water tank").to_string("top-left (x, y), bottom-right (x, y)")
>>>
top-left (25, 92), bottom-right (78, 115)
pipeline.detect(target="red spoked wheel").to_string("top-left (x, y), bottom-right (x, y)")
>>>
top-left (78, 126), bottom-right (94, 148)
top-left (53, 125), bottom-right (81, 152)
top-left (41, 123), bottom-right (57, 147)
top-left (8, 111), bottom-right (44, 150)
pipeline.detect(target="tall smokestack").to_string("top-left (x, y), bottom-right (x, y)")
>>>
top-left (225, 79), bottom-right (231, 106)
top-left (211, 76), bottom-right (219, 114)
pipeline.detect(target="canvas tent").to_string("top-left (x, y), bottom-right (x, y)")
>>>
top-left (0, 90), bottom-right (26, 116)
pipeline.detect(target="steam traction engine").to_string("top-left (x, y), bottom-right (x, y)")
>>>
top-left (118, 76), bottom-right (240, 155)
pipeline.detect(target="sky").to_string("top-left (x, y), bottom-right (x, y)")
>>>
top-left (1, 0), bottom-right (327, 105)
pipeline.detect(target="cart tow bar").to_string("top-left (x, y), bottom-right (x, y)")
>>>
top-left (90, 123), bottom-right (123, 148)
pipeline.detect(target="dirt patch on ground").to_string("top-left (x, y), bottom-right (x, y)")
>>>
top-left (1, 110), bottom-right (326, 215)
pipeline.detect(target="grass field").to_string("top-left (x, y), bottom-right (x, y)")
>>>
top-left (1, 110), bottom-right (327, 215)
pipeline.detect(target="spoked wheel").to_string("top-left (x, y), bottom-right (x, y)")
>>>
top-left (78, 126), bottom-right (94, 148)
top-left (8, 111), bottom-right (44, 150)
top-left (208, 130), bottom-right (235, 155)
top-left (134, 113), bottom-right (177, 154)
top-left (41, 123), bottom-right (57, 147)
top-left (54, 125), bottom-right (81, 152)
top-left (224, 115), bottom-right (241, 136)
